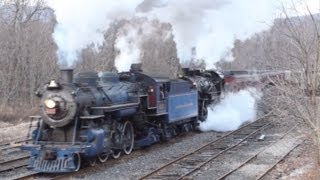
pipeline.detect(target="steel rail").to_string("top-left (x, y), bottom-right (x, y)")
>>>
top-left (255, 139), bottom-right (306, 180)
top-left (216, 124), bottom-right (299, 180)
top-left (176, 122), bottom-right (271, 180)
top-left (139, 114), bottom-right (272, 180)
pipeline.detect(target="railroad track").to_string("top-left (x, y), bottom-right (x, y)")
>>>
top-left (0, 139), bottom-right (31, 167)
top-left (2, 113), bottom-right (303, 180)
top-left (215, 124), bottom-right (303, 180)
top-left (138, 116), bottom-right (305, 180)
top-left (17, 172), bottom-right (69, 180)
top-left (255, 140), bottom-right (304, 180)
top-left (0, 156), bottom-right (29, 173)
top-left (0, 139), bottom-right (32, 179)
top-left (1, 146), bottom-right (29, 159)
top-left (12, 119), bottom-right (270, 180)
top-left (0, 156), bottom-right (49, 180)
top-left (0, 153), bottom-right (30, 179)
top-left (0, 139), bottom-right (29, 151)
top-left (139, 118), bottom-right (272, 180)
top-left (0, 141), bottom-right (57, 180)
top-left (0, 166), bottom-right (38, 180)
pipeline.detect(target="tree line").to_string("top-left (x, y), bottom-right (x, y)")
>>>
top-left (0, 0), bottom-right (181, 121)
top-left (218, 9), bottom-right (320, 163)
top-left (0, 0), bottom-right (58, 120)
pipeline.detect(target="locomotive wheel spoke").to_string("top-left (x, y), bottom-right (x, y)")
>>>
top-left (122, 121), bottom-right (134, 155)
top-left (112, 150), bottom-right (121, 159)
top-left (73, 153), bottom-right (81, 171)
top-left (98, 152), bottom-right (109, 163)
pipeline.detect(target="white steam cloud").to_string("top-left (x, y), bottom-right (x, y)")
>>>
top-left (47, 0), bottom-right (318, 132)
top-left (137, 0), bottom-right (278, 67)
top-left (48, 0), bottom-right (142, 65)
top-left (48, 0), bottom-right (319, 68)
top-left (114, 31), bottom-right (141, 73)
top-left (137, 0), bottom-right (320, 68)
top-left (114, 22), bottom-right (143, 72)
top-left (199, 88), bottom-right (262, 132)
top-left (114, 21), bottom-right (160, 72)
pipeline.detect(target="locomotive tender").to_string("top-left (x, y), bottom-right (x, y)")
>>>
top-left (21, 64), bottom-right (223, 172)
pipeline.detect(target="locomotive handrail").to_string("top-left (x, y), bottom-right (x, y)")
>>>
top-left (72, 116), bottom-right (79, 145)
top-left (90, 102), bottom-right (140, 111)
top-left (21, 141), bottom-right (90, 156)
top-left (97, 86), bottom-right (113, 102)
top-left (80, 115), bottom-right (105, 119)
top-left (73, 86), bottom-right (92, 95)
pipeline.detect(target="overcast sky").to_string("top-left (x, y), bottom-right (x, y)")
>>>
top-left (281, 0), bottom-right (319, 16)
top-left (46, 0), bottom-right (320, 66)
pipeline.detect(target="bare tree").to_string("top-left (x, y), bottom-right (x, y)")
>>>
top-left (74, 20), bottom-right (124, 73)
top-left (0, 0), bottom-right (58, 120)
top-left (74, 18), bottom-right (180, 78)
top-left (269, 7), bottom-right (320, 163)
top-left (219, 4), bottom-right (320, 163)
top-left (139, 20), bottom-right (180, 78)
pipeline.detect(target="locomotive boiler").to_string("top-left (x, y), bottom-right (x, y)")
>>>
top-left (182, 68), bottom-right (224, 120)
top-left (21, 64), bottom-right (224, 173)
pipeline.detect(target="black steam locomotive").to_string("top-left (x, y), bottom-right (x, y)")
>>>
top-left (21, 64), bottom-right (223, 172)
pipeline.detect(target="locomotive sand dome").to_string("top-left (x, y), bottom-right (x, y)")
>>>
top-left (21, 64), bottom-right (224, 173)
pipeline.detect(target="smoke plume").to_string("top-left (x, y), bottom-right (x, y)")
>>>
top-left (48, 0), bottom-right (142, 65)
top-left (47, 0), bottom-right (319, 132)
top-left (114, 20), bottom-right (162, 72)
top-left (199, 88), bottom-right (262, 132)
top-left (49, 0), bottom-right (319, 68)
top-left (114, 24), bottom-right (141, 72)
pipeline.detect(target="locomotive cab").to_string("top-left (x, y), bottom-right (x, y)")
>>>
top-left (132, 72), bottom-right (199, 147)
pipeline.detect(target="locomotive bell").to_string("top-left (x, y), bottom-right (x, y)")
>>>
top-left (60, 69), bottom-right (73, 84)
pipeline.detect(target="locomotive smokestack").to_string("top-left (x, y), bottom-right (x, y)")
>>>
top-left (130, 63), bottom-right (142, 72)
top-left (60, 69), bottom-right (73, 84)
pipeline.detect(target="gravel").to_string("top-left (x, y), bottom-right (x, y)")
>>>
top-left (187, 117), bottom-right (296, 180)
top-left (70, 130), bottom-right (227, 179)
top-left (68, 116), bottom-right (303, 180)
top-left (1, 113), bottom-right (316, 180)
top-left (263, 138), bottom-right (320, 180)
top-left (0, 122), bottom-right (29, 143)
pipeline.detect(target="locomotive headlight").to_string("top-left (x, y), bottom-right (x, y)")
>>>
top-left (148, 86), bottom-right (154, 93)
top-left (44, 99), bottom-right (56, 109)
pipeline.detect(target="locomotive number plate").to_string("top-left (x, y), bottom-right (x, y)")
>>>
top-left (45, 108), bottom-right (56, 115)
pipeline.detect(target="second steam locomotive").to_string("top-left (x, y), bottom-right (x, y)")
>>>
top-left (21, 64), bottom-right (224, 172)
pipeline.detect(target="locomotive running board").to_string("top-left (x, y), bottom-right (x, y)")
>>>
top-left (80, 115), bottom-right (105, 120)
top-left (146, 112), bottom-right (168, 116)
top-left (91, 102), bottom-right (139, 112)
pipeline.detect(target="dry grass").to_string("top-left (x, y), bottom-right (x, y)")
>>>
top-left (277, 139), bottom-right (320, 180)
top-left (0, 106), bottom-right (38, 125)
